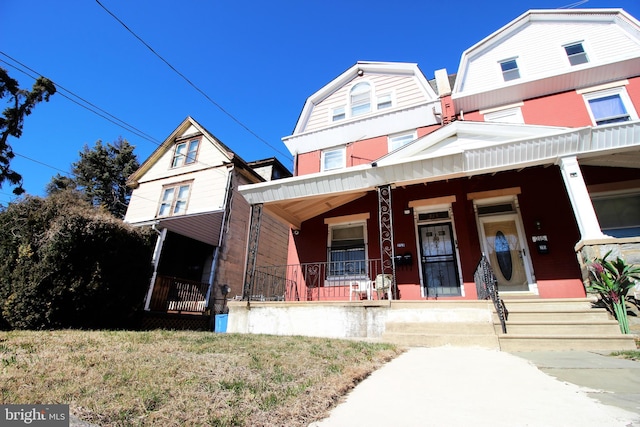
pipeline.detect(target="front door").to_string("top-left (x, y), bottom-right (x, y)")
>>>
top-left (479, 215), bottom-right (532, 292)
top-left (419, 223), bottom-right (461, 297)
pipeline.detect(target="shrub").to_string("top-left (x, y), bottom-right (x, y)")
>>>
top-left (0, 192), bottom-right (153, 329)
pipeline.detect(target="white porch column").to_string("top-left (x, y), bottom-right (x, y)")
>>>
top-left (558, 156), bottom-right (606, 240)
top-left (144, 227), bottom-right (167, 311)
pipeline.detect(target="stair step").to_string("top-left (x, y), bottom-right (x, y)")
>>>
top-left (495, 320), bottom-right (621, 335)
top-left (496, 310), bottom-right (610, 322)
top-left (497, 334), bottom-right (637, 352)
top-left (381, 332), bottom-right (499, 348)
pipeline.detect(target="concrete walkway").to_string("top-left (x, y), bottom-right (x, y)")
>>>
top-left (310, 347), bottom-right (640, 427)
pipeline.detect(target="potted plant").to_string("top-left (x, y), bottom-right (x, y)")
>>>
top-left (587, 251), bottom-right (640, 334)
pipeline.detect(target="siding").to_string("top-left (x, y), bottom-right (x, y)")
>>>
top-left (461, 20), bottom-right (640, 94)
top-left (124, 167), bottom-right (229, 224)
top-left (303, 74), bottom-right (431, 133)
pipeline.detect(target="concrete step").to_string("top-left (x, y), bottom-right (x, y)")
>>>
top-left (499, 298), bottom-right (596, 311)
top-left (497, 334), bottom-right (637, 352)
top-left (381, 332), bottom-right (499, 348)
top-left (494, 320), bottom-right (622, 335)
top-left (496, 309), bottom-right (611, 322)
top-left (382, 321), bottom-right (499, 348)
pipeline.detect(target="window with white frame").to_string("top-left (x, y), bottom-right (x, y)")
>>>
top-left (377, 93), bottom-right (392, 110)
top-left (350, 82), bottom-right (371, 116)
top-left (499, 58), bottom-right (520, 82)
top-left (321, 147), bottom-right (345, 171)
top-left (328, 222), bottom-right (367, 278)
top-left (158, 183), bottom-right (191, 217)
top-left (332, 106), bottom-right (346, 122)
top-left (483, 106), bottom-right (524, 124)
top-left (172, 139), bottom-right (200, 168)
top-left (591, 191), bottom-right (640, 238)
top-left (583, 87), bottom-right (638, 126)
top-left (564, 42), bottom-right (588, 66)
top-left (388, 130), bottom-right (417, 152)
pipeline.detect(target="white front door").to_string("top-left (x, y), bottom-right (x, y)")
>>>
top-left (478, 214), bottom-right (534, 292)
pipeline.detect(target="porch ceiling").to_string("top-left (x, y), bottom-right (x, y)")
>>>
top-left (156, 211), bottom-right (224, 246)
top-left (240, 120), bottom-right (640, 228)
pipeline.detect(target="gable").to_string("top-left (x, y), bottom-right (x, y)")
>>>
top-left (452, 9), bottom-right (640, 112)
top-left (127, 117), bottom-right (234, 186)
top-left (294, 62), bottom-right (438, 135)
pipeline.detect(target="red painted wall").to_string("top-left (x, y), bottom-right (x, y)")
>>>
top-left (461, 76), bottom-right (640, 127)
top-left (294, 125), bottom-right (442, 176)
top-left (291, 164), bottom-right (597, 299)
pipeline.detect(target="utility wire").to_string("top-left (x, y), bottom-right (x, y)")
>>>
top-left (95, 0), bottom-right (292, 160)
top-left (0, 53), bottom-right (162, 145)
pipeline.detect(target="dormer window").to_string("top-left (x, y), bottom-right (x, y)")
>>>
top-left (377, 93), bottom-right (393, 110)
top-left (499, 59), bottom-right (520, 82)
top-left (172, 139), bottom-right (199, 168)
top-left (564, 42), bottom-right (588, 66)
top-left (332, 106), bottom-right (346, 122)
top-left (350, 82), bottom-right (371, 116)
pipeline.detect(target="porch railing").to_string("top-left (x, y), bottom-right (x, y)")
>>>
top-left (250, 259), bottom-right (384, 301)
top-left (149, 275), bottom-right (210, 314)
top-left (474, 254), bottom-right (508, 333)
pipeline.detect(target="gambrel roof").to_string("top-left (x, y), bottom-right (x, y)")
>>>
top-left (452, 9), bottom-right (640, 113)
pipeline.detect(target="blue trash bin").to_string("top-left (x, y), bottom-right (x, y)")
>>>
top-left (214, 314), bottom-right (228, 333)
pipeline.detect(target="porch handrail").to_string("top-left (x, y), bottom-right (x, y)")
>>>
top-left (250, 259), bottom-right (384, 301)
top-left (474, 254), bottom-right (508, 333)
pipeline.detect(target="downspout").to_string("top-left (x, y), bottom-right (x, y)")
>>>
top-left (144, 224), bottom-right (167, 311)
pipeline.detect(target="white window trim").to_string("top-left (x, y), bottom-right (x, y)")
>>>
top-left (562, 40), bottom-right (590, 67)
top-left (350, 81), bottom-right (372, 118)
top-left (331, 105), bottom-right (346, 122)
top-left (483, 106), bottom-right (524, 124)
top-left (326, 218), bottom-right (369, 283)
top-left (498, 57), bottom-right (521, 82)
top-left (388, 130), bottom-right (417, 152)
top-left (321, 146), bottom-right (346, 171)
top-left (582, 86), bottom-right (638, 126)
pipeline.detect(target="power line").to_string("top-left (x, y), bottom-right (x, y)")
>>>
top-left (0, 53), bottom-right (162, 146)
top-left (95, 0), bottom-right (292, 161)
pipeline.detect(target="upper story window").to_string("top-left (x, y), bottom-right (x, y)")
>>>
top-left (483, 106), bottom-right (524, 124)
top-left (332, 106), bottom-right (346, 122)
top-left (564, 42), bottom-right (588, 66)
top-left (499, 59), bottom-right (520, 82)
top-left (158, 182), bottom-right (192, 217)
top-left (350, 82), bottom-right (371, 116)
top-left (583, 86), bottom-right (637, 126)
top-left (377, 93), bottom-right (393, 110)
top-left (388, 130), bottom-right (416, 152)
top-left (172, 139), bottom-right (200, 168)
top-left (321, 147), bottom-right (346, 171)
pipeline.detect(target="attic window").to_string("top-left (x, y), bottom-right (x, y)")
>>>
top-left (377, 94), bottom-right (392, 110)
top-left (350, 82), bottom-right (371, 116)
top-left (499, 59), bottom-right (520, 82)
top-left (172, 139), bottom-right (200, 168)
top-left (332, 106), bottom-right (346, 122)
top-left (564, 42), bottom-right (588, 66)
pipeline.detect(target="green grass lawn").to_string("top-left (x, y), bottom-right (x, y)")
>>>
top-left (0, 330), bottom-right (402, 426)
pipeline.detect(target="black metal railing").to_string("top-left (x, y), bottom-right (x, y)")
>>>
top-left (474, 254), bottom-right (508, 333)
top-left (249, 259), bottom-right (385, 301)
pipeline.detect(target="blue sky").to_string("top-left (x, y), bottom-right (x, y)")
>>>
top-left (1, 0), bottom-right (639, 204)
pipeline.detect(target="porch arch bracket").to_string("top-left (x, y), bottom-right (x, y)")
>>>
top-left (378, 184), bottom-right (397, 299)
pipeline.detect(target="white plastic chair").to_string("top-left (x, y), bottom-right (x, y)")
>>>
top-left (373, 274), bottom-right (393, 300)
top-left (350, 281), bottom-right (370, 300)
